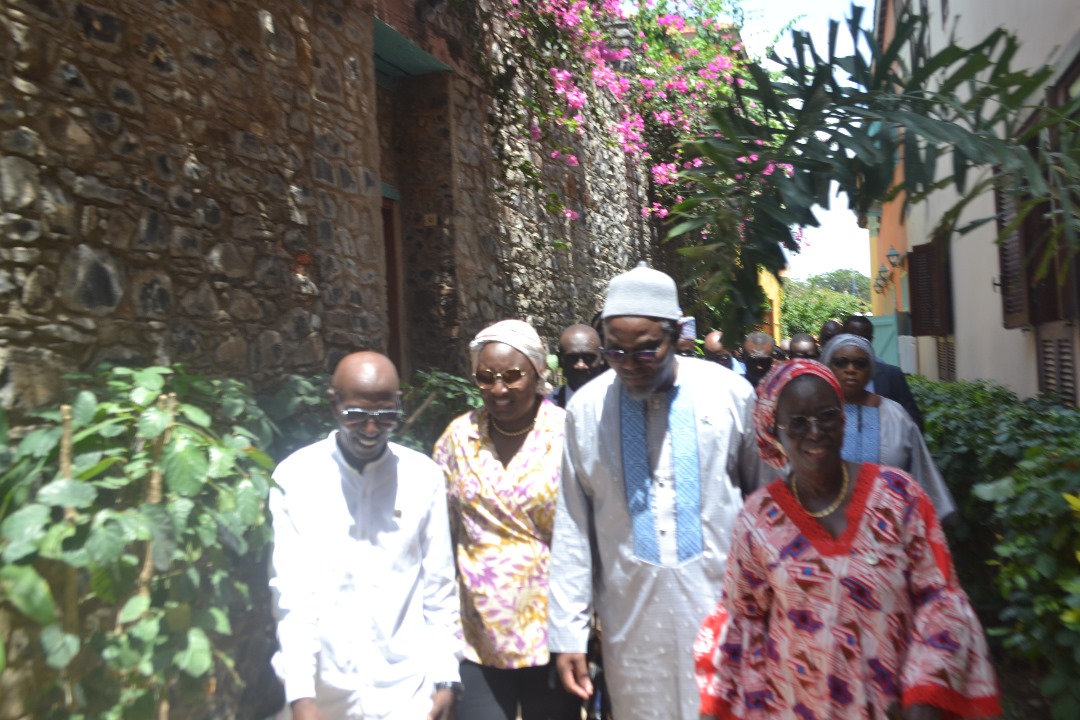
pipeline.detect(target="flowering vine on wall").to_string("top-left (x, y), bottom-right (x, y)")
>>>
top-left (465, 0), bottom-right (763, 230)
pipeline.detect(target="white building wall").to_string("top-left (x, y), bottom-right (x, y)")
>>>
top-left (903, 0), bottom-right (1080, 397)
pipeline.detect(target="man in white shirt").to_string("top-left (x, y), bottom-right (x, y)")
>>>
top-left (269, 351), bottom-right (462, 720)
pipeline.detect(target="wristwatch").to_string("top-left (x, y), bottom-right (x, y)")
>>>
top-left (434, 681), bottom-right (463, 700)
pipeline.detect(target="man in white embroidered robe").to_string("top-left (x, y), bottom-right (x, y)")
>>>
top-left (548, 264), bottom-right (769, 720)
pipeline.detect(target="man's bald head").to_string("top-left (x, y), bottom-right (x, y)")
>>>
top-left (558, 323), bottom-right (605, 391)
top-left (329, 352), bottom-right (401, 469)
top-left (560, 324), bottom-right (601, 352)
top-left (332, 351), bottom-right (399, 396)
top-left (703, 331), bottom-right (733, 369)
top-left (703, 331), bottom-right (724, 356)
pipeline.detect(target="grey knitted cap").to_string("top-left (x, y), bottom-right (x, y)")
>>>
top-left (601, 262), bottom-right (681, 321)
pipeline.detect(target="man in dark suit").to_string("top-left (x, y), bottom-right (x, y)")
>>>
top-left (551, 323), bottom-right (606, 408)
top-left (843, 315), bottom-right (924, 431)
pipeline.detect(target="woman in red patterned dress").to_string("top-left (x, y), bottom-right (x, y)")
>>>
top-left (695, 360), bottom-right (1000, 720)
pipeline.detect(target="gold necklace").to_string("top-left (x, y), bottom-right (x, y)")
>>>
top-left (790, 463), bottom-right (850, 518)
top-left (490, 417), bottom-right (535, 437)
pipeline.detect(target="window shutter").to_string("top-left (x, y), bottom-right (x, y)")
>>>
top-left (1039, 335), bottom-right (1077, 405)
top-left (909, 235), bottom-right (952, 336)
top-left (994, 177), bottom-right (1032, 328)
top-left (936, 335), bottom-right (956, 381)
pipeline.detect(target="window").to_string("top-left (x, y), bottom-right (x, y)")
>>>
top-left (909, 230), bottom-right (952, 336)
top-left (936, 335), bottom-right (956, 381)
top-left (1038, 325), bottom-right (1076, 405)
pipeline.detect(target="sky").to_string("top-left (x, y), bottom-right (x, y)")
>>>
top-left (734, 0), bottom-right (873, 280)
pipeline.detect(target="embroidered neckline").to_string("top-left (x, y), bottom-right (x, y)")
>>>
top-left (767, 463), bottom-right (878, 555)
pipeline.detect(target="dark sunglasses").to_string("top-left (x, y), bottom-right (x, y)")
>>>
top-left (602, 348), bottom-right (662, 364)
top-left (830, 357), bottom-right (869, 370)
top-left (475, 367), bottom-right (529, 388)
top-left (561, 352), bottom-right (600, 367)
top-left (776, 407), bottom-right (843, 438)
top-left (339, 407), bottom-right (402, 427)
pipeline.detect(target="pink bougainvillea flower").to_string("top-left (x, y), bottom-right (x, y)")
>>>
top-left (651, 162), bottom-right (678, 186)
top-left (563, 208), bottom-right (580, 220)
top-left (566, 154), bottom-right (579, 166)
top-left (530, 124), bottom-right (542, 142)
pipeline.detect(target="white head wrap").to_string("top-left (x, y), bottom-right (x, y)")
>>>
top-left (820, 333), bottom-right (877, 378)
top-left (469, 319), bottom-right (548, 377)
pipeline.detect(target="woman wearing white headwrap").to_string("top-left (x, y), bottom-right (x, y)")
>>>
top-left (820, 334), bottom-right (956, 522)
top-left (433, 320), bottom-right (579, 720)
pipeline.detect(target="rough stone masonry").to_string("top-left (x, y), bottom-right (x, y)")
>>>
top-left (0, 0), bottom-right (650, 406)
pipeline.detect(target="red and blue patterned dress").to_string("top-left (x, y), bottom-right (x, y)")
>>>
top-left (694, 463), bottom-right (1000, 719)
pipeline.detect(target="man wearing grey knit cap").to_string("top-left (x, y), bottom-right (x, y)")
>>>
top-left (547, 262), bottom-right (769, 720)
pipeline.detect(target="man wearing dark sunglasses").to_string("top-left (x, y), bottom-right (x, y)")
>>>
top-left (269, 352), bottom-right (462, 720)
top-left (741, 330), bottom-right (776, 388)
top-left (548, 263), bottom-right (770, 720)
top-left (551, 323), bottom-right (607, 408)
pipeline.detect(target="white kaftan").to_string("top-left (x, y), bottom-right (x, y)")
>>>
top-left (547, 359), bottom-right (771, 720)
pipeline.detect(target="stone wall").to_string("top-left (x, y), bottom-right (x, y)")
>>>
top-left (0, 0), bottom-right (652, 404)
top-left (0, 0), bottom-right (388, 409)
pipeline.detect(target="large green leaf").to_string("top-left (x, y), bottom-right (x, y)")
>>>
top-left (133, 368), bottom-right (169, 393)
top-left (71, 390), bottom-right (98, 426)
top-left (117, 594), bottom-right (150, 625)
top-left (174, 627), bottom-right (213, 677)
top-left (206, 446), bottom-right (238, 479)
top-left (178, 404), bottom-right (212, 429)
top-left (0, 564), bottom-right (57, 625)
top-left (235, 480), bottom-right (263, 526)
top-left (162, 438), bottom-right (209, 497)
top-left (137, 406), bottom-right (171, 440)
top-left (141, 504), bottom-right (178, 571)
top-left (17, 426), bottom-right (62, 459)
top-left (37, 478), bottom-right (98, 508)
top-left (87, 517), bottom-right (128, 566)
top-left (40, 623), bottom-right (80, 669)
top-left (0, 504), bottom-right (49, 562)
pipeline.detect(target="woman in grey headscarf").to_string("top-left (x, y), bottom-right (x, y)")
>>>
top-left (820, 333), bottom-right (956, 522)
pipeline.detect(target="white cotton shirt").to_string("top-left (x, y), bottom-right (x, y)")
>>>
top-left (269, 434), bottom-right (462, 720)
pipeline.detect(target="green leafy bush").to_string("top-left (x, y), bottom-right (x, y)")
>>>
top-left (912, 377), bottom-right (1080, 718)
top-left (397, 369), bottom-right (483, 454)
top-left (0, 362), bottom-right (481, 718)
top-left (0, 365), bottom-right (275, 719)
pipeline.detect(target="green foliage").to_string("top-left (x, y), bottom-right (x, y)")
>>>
top-left (0, 365), bottom-right (274, 717)
top-left (673, 3), bottom-right (1075, 342)
top-left (911, 377), bottom-right (1080, 717)
top-left (805, 269), bottom-right (870, 302)
top-left (780, 277), bottom-right (869, 337)
top-left (257, 373), bottom-right (333, 462)
top-left (397, 369), bottom-right (483, 454)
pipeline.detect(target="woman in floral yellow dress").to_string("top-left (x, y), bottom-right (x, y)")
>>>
top-left (434, 319), bottom-right (580, 720)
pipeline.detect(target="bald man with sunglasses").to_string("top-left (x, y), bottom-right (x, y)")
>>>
top-left (269, 351), bottom-right (462, 720)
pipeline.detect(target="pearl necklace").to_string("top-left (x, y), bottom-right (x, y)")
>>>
top-left (791, 463), bottom-right (850, 518)
top-left (490, 417), bottom-right (535, 437)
